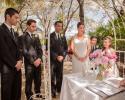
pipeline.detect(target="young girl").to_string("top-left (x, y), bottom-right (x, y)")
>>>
top-left (90, 36), bottom-right (119, 78)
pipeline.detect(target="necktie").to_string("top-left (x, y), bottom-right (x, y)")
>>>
top-left (31, 34), bottom-right (34, 38)
top-left (10, 28), bottom-right (15, 40)
top-left (93, 46), bottom-right (95, 51)
top-left (91, 46), bottom-right (94, 52)
top-left (58, 34), bottom-right (60, 39)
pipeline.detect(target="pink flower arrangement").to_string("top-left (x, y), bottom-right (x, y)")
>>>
top-left (90, 49), bottom-right (117, 80)
top-left (101, 56), bottom-right (109, 64)
top-left (90, 49), bottom-right (117, 65)
top-left (90, 50), bottom-right (100, 58)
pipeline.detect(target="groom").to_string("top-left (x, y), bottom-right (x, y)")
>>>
top-left (50, 21), bottom-right (68, 98)
top-left (0, 8), bottom-right (23, 100)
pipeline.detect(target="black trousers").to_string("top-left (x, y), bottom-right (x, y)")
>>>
top-left (51, 61), bottom-right (63, 94)
top-left (1, 65), bottom-right (21, 100)
top-left (25, 64), bottom-right (41, 100)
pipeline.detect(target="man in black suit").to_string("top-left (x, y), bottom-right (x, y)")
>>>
top-left (90, 36), bottom-right (99, 70)
top-left (19, 19), bottom-right (43, 100)
top-left (90, 36), bottom-right (99, 54)
top-left (50, 21), bottom-right (68, 98)
top-left (0, 8), bottom-right (23, 100)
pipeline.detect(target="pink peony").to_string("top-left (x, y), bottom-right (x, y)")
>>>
top-left (106, 53), bottom-right (117, 62)
top-left (101, 56), bottom-right (109, 64)
top-left (90, 49), bottom-right (101, 58)
top-left (90, 49), bottom-right (117, 65)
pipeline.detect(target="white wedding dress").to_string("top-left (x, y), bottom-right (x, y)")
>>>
top-left (72, 35), bottom-right (90, 74)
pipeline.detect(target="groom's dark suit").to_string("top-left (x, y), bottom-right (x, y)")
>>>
top-left (50, 32), bottom-right (68, 96)
top-left (0, 23), bottom-right (22, 100)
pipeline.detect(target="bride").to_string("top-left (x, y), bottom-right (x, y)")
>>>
top-left (70, 22), bottom-right (91, 74)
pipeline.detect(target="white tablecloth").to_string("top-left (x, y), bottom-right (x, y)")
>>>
top-left (60, 73), bottom-right (125, 100)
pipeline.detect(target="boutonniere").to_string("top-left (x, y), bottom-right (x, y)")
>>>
top-left (34, 34), bottom-right (39, 38)
top-left (96, 45), bottom-right (99, 48)
top-left (60, 34), bottom-right (64, 37)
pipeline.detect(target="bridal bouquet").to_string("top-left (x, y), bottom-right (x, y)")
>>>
top-left (90, 49), bottom-right (117, 80)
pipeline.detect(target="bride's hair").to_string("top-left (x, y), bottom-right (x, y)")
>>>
top-left (77, 22), bottom-right (84, 28)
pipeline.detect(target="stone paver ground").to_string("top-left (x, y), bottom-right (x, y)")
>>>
top-left (21, 61), bottom-right (72, 100)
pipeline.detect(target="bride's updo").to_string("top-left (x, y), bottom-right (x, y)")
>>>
top-left (77, 22), bottom-right (84, 36)
top-left (77, 22), bottom-right (84, 28)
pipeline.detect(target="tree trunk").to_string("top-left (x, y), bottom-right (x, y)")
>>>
top-left (77, 0), bottom-right (84, 24)
top-left (111, 0), bottom-right (121, 18)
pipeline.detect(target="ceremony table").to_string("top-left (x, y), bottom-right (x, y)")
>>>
top-left (60, 73), bottom-right (125, 100)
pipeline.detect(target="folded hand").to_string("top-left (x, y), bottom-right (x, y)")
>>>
top-left (78, 56), bottom-right (87, 62)
top-left (57, 56), bottom-right (64, 62)
top-left (15, 60), bottom-right (23, 71)
top-left (34, 58), bottom-right (41, 67)
top-left (120, 80), bottom-right (125, 87)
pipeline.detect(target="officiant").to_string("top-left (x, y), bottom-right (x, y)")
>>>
top-left (90, 36), bottom-right (99, 53)
top-left (89, 36), bottom-right (99, 64)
